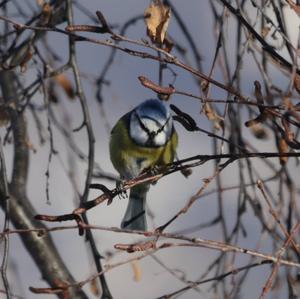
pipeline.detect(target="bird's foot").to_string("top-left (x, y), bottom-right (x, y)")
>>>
top-left (144, 165), bottom-right (162, 185)
top-left (116, 180), bottom-right (128, 199)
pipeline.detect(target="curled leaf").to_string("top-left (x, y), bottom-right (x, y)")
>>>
top-left (144, 0), bottom-right (171, 44)
top-left (203, 103), bottom-right (224, 130)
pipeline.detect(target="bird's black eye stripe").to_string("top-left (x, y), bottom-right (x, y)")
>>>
top-left (134, 111), bottom-right (152, 136)
top-left (157, 116), bottom-right (171, 134)
top-left (134, 111), bottom-right (170, 139)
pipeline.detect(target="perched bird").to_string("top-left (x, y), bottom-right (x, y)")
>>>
top-left (110, 99), bottom-right (178, 231)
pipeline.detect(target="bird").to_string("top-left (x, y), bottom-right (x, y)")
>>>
top-left (109, 98), bottom-right (178, 231)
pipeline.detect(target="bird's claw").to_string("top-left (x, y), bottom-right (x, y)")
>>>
top-left (116, 180), bottom-right (128, 199)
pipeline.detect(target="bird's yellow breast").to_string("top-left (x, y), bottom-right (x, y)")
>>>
top-left (109, 116), bottom-right (178, 179)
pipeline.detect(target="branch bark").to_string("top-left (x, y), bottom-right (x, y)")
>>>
top-left (0, 70), bottom-right (88, 299)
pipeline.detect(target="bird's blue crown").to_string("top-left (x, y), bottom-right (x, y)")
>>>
top-left (135, 99), bottom-right (170, 126)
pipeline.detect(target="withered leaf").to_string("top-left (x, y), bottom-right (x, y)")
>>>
top-left (54, 73), bottom-right (75, 99)
top-left (131, 260), bottom-right (142, 282)
top-left (294, 73), bottom-right (300, 94)
top-left (89, 278), bottom-right (101, 296)
top-left (203, 103), bottom-right (224, 130)
top-left (144, 0), bottom-right (171, 44)
top-left (278, 137), bottom-right (289, 165)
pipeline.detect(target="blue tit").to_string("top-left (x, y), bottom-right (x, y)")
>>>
top-left (109, 99), bottom-right (178, 231)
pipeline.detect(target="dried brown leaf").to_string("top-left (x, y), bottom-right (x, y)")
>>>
top-left (54, 73), bottom-right (75, 99)
top-left (89, 278), bottom-right (101, 296)
top-left (294, 73), bottom-right (300, 94)
top-left (144, 0), bottom-right (171, 44)
top-left (131, 260), bottom-right (142, 282)
top-left (203, 103), bottom-right (224, 130)
top-left (278, 137), bottom-right (289, 165)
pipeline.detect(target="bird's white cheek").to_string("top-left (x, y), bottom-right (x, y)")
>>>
top-left (154, 132), bottom-right (167, 146)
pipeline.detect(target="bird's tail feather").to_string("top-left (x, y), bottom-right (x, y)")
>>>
top-left (121, 184), bottom-right (149, 231)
